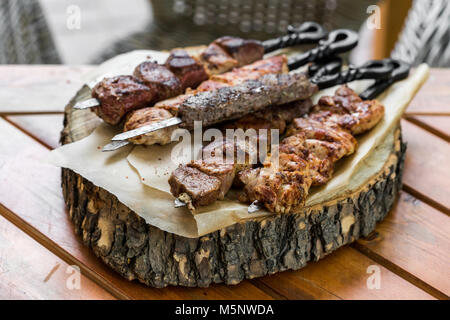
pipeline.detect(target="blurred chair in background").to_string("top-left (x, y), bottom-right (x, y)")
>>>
top-left (0, 0), bottom-right (448, 67)
top-left (392, 0), bottom-right (450, 67)
top-left (0, 0), bottom-right (60, 64)
top-left (95, 0), bottom-right (375, 62)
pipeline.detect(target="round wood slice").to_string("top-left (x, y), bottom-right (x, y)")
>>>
top-left (60, 86), bottom-right (406, 288)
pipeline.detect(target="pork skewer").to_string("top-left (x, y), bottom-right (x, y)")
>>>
top-left (105, 29), bottom-right (359, 150)
top-left (169, 60), bottom-right (410, 211)
top-left (74, 22), bottom-right (327, 123)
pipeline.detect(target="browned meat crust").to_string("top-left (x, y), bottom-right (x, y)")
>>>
top-left (239, 86), bottom-right (385, 213)
top-left (92, 75), bottom-right (154, 125)
top-left (213, 36), bottom-right (264, 67)
top-left (165, 49), bottom-right (208, 91)
top-left (133, 61), bottom-right (182, 101)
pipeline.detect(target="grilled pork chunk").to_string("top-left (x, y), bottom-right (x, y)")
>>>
top-left (92, 75), bottom-right (155, 126)
top-left (239, 86), bottom-right (385, 214)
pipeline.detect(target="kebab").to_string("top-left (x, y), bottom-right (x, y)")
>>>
top-left (74, 22), bottom-right (327, 125)
top-left (104, 29), bottom-right (359, 151)
top-left (168, 60), bottom-right (410, 212)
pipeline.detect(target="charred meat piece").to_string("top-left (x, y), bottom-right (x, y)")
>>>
top-left (124, 55), bottom-right (291, 146)
top-left (310, 85), bottom-right (385, 135)
top-left (240, 86), bottom-right (384, 213)
top-left (238, 132), bottom-right (313, 214)
top-left (214, 36), bottom-right (264, 67)
top-left (195, 55), bottom-right (287, 92)
top-left (169, 138), bottom-right (254, 208)
top-left (92, 75), bottom-right (155, 125)
top-left (165, 49), bottom-right (208, 91)
top-left (169, 166), bottom-right (223, 207)
top-left (179, 72), bottom-right (318, 130)
top-left (288, 118), bottom-right (357, 185)
top-left (222, 99), bottom-right (313, 142)
top-left (133, 61), bottom-right (182, 101)
top-left (200, 43), bottom-right (239, 75)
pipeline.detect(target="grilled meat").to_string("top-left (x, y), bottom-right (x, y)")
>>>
top-left (165, 49), bottom-right (208, 91)
top-left (179, 72), bottom-right (317, 130)
top-left (196, 54), bottom-right (288, 91)
top-left (238, 132), bottom-right (313, 213)
top-left (133, 61), bottom-right (182, 101)
top-left (169, 99), bottom-right (313, 208)
top-left (90, 36), bottom-right (265, 125)
top-left (125, 55), bottom-right (291, 145)
top-left (123, 107), bottom-right (176, 145)
top-left (214, 36), bottom-right (264, 67)
top-left (310, 85), bottom-right (385, 135)
top-left (92, 75), bottom-right (155, 125)
top-left (239, 86), bottom-right (384, 213)
top-left (200, 43), bottom-right (239, 76)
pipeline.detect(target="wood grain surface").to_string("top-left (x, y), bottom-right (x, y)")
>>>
top-left (0, 66), bottom-right (448, 300)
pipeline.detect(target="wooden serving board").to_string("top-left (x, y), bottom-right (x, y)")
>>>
top-left (60, 88), bottom-right (406, 288)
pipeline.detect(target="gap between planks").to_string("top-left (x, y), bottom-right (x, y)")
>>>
top-left (0, 203), bottom-right (130, 300)
top-left (404, 116), bottom-right (450, 143)
top-left (352, 242), bottom-right (449, 300)
top-left (2, 115), bottom-right (445, 299)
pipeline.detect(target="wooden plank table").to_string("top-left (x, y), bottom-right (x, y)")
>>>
top-left (0, 66), bottom-right (448, 300)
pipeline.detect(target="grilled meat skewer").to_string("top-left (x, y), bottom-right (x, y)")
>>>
top-left (169, 85), bottom-right (385, 212)
top-left (169, 99), bottom-right (313, 209)
top-left (76, 22), bottom-right (328, 125)
top-left (122, 55), bottom-right (289, 145)
top-left (106, 29), bottom-right (359, 149)
top-left (239, 85), bottom-right (385, 214)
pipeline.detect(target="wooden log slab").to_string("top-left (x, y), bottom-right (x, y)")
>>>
top-left (60, 87), bottom-right (406, 288)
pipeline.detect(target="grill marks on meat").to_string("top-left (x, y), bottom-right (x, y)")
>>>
top-left (91, 36), bottom-right (264, 125)
top-left (195, 55), bottom-right (287, 92)
top-left (92, 75), bottom-right (155, 125)
top-left (168, 99), bottom-right (313, 208)
top-left (125, 55), bottom-right (290, 145)
top-left (310, 85), bottom-right (385, 135)
top-left (165, 49), bottom-right (208, 91)
top-left (288, 118), bottom-right (357, 185)
top-left (239, 85), bottom-right (385, 214)
top-left (238, 133), bottom-right (313, 213)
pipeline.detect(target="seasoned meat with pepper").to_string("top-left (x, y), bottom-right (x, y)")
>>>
top-left (92, 75), bottom-right (155, 125)
top-left (125, 55), bottom-right (292, 146)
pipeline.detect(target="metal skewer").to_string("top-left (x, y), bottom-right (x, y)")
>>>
top-left (102, 29), bottom-right (359, 152)
top-left (246, 58), bottom-right (411, 213)
top-left (73, 22), bottom-right (327, 111)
